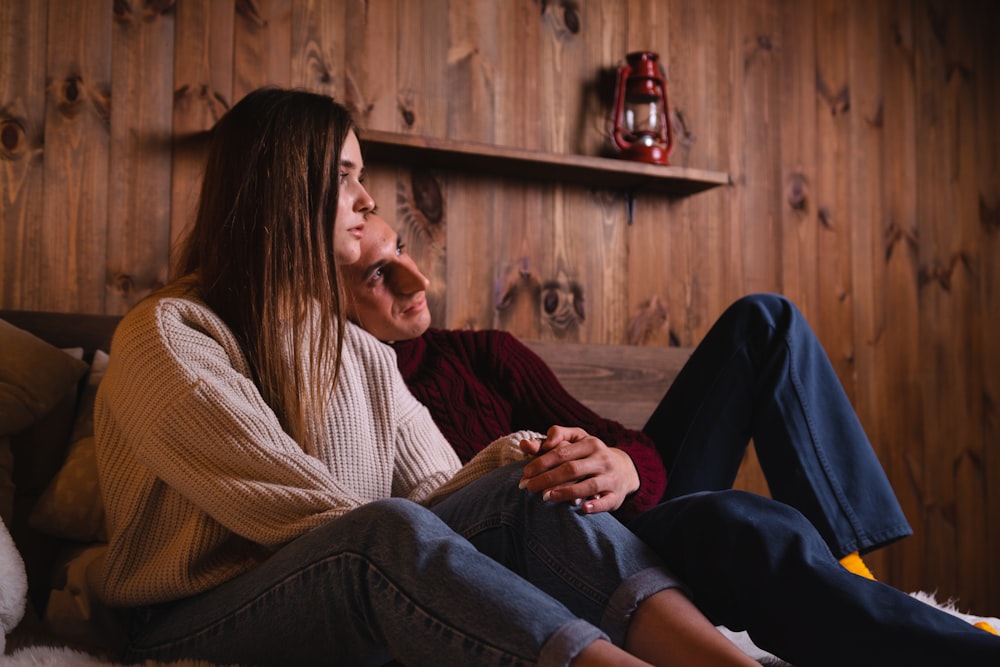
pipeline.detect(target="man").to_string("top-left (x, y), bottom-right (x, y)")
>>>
top-left (343, 214), bottom-right (1000, 665)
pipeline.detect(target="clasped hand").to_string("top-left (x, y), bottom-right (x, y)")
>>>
top-left (517, 425), bottom-right (640, 514)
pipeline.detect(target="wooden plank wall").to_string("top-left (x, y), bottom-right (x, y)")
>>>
top-left (1, 0), bottom-right (998, 614)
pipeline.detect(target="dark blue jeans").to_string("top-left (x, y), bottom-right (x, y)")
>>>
top-left (641, 292), bottom-right (911, 556)
top-left (629, 490), bottom-right (1000, 666)
top-left (628, 295), bottom-right (1000, 664)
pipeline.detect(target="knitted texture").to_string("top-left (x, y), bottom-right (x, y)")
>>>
top-left (94, 277), bottom-right (471, 606)
top-left (393, 329), bottom-right (668, 521)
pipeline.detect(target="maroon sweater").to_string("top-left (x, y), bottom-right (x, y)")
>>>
top-left (393, 328), bottom-right (667, 522)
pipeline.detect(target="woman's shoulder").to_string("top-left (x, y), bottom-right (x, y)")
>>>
top-left (343, 321), bottom-right (397, 367)
top-left (112, 276), bottom-right (245, 372)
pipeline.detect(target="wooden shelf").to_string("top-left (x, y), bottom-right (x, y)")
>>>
top-left (361, 129), bottom-right (730, 197)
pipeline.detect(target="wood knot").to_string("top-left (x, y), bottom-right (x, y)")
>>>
top-left (562, 1), bottom-right (580, 34)
top-left (540, 273), bottom-right (585, 333)
top-left (399, 104), bottom-right (415, 127)
top-left (786, 172), bottom-right (809, 212)
top-left (410, 168), bottom-right (443, 223)
top-left (981, 196), bottom-right (1000, 233)
top-left (0, 120), bottom-right (24, 158)
top-left (113, 273), bottom-right (135, 296)
top-left (65, 77), bottom-right (80, 102)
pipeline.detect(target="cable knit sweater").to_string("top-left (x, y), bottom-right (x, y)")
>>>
top-left (94, 277), bottom-right (530, 606)
top-left (393, 329), bottom-right (668, 522)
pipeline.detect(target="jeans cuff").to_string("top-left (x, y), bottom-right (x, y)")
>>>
top-left (601, 565), bottom-right (689, 646)
top-left (537, 619), bottom-right (608, 667)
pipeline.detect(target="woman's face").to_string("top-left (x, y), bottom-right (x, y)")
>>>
top-left (333, 130), bottom-right (374, 264)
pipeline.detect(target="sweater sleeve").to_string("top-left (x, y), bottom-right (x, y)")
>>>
top-left (489, 332), bottom-right (667, 520)
top-left (422, 429), bottom-right (542, 506)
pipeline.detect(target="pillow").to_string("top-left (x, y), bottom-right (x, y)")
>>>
top-left (29, 351), bottom-right (109, 543)
top-left (0, 319), bottom-right (88, 438)
top-left (9, 347), bottom-right (85, 495)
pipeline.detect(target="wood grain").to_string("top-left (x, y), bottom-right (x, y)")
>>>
top-left (106, 0), bottom-right (174, 314)
top-left (1, 0), bottom-right (998, 614)
top-left (0, 1), bottom-right (48, 308)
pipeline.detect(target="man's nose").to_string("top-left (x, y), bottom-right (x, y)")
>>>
top-left (394, 262), bottom-right (430, 294)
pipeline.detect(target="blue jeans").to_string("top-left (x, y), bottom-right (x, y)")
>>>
top-left (629, 490), bottom-right (1000, 666)
top-left (123, 464), bottom-right (679, 666)
top-left (641, 293), bottom-right (912, 556)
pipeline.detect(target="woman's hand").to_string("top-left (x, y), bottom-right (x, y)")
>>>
top-left (517, 425), bottom-right (640, 513)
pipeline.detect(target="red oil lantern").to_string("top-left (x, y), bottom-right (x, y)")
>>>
top-left (611, 51), bottom-right (674, 165)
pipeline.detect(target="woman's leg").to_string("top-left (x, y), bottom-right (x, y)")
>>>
top-left (431, 462), bottom-right (756, 666)
top-left (642, 293), bottom-right (911, 556)
top-left (629, 490), bottom-right (1000, 667)
top-left (430, 462), bottom-right (682, 647)
top-left (123, 498), bottom-right (606, 667)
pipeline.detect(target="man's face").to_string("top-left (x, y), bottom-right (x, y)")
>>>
top-left (344, 214), bottom-right (432, 342)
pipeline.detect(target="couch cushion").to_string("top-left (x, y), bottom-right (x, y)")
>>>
top-left (30, 351), bottom-right (109, 543)
top-left (0, 319), bottom-right (88, 438)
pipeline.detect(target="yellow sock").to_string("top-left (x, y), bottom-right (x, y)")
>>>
top-left (974, 621), bottom-right (998, 635)
top-left (839, 551), bottom-right (876, 580)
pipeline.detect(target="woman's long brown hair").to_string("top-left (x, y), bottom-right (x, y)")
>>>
top-left (176, 87), bottom-right (353, 456)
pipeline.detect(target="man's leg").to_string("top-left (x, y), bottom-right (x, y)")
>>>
top-left (629, 490), bottom-right (1000, 667)
top-left (642, 293), bottom-right (910, 557)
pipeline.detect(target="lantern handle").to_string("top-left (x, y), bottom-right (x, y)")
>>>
top-left (611, 63), bottom-right (633, 152)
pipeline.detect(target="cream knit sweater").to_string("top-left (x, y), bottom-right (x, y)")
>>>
top-left (94, 277), bottom-right (532, 606)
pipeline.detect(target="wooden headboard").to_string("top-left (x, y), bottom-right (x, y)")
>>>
top-left (0, 310), bottom-right (690, 431)
top-left (523, 340), bottom-right (691, 430)
top-left (0, 310), bottom-right (120, 363)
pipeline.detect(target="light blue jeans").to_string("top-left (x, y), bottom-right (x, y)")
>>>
top-left (122, 463), bottom-right (679, 666)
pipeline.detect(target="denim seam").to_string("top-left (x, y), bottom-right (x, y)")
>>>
top-left (782, 331), bottom-right (870, 554)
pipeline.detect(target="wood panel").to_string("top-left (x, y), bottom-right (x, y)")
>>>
top-left (171, 0), bottom-right (234, 274)
top-left (0, 0), bottom-right (998, 616)
top-left (38, 0), bottom-right (110, 314)
top-left (875, 0), bottom-right (925, 598)
top-left (976, 0), bottom-right (1000, 616)
top-left (0, 1), bottom-right (48, 308)
top-left (105, 1), bottom-right (174, 314)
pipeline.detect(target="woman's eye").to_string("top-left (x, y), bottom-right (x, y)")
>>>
top-left (395, 242), bottom-right (406, 257)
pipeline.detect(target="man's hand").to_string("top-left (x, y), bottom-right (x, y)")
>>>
top-left (517, 425), bottom-right (640, 514)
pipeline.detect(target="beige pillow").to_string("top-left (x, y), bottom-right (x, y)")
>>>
top-left (29, 351), bottom-right (109, 543)
top-left (0, 319), bottom-right (88, 438)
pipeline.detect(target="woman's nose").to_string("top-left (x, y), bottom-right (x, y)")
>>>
top-left (355, 184), bottom-right (375, 212)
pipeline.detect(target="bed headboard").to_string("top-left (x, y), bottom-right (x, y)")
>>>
top-left (522, 340), bottom-right (691, 431)
top-left (0, 310), bottom-right (121, 361)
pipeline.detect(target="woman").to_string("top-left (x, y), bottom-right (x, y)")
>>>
top-left (93, 87), bottom-right (757, 667)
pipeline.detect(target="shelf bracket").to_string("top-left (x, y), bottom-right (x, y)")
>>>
top-left (625, 191), bottom-right (637, 225)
